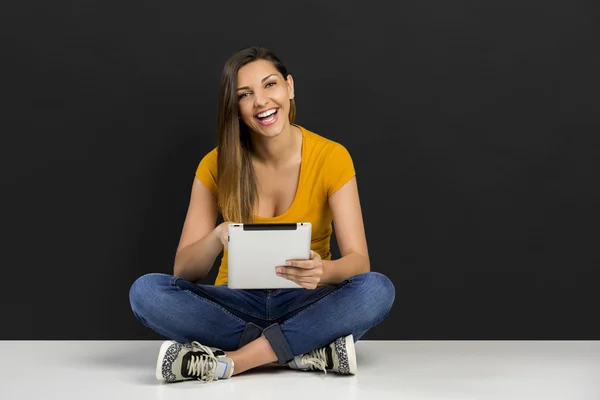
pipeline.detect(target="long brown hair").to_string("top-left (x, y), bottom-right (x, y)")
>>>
top-left (216, 46), bottom-right (297, 223)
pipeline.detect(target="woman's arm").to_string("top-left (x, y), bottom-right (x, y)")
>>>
top-left (320, 176), bottom-right (370, 285)
top-left (174, 225), bottom-right (224, 282)
top-left (173, 177), bottom-right (223, 282)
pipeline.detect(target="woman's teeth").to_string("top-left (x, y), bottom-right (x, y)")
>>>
top-left (257, 109), bottom-right (277, 118)
top-left (256, 109), bottom-right (279, 126)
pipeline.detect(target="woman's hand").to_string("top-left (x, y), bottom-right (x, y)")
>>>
top-left (216, 221), bottom-right (239, 252)
top-left (276, 250), bottom-right (323, 290)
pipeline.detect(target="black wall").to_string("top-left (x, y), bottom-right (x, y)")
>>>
top-left (2, 1), bottom-right (599, 340)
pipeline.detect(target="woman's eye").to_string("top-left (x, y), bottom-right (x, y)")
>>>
top-left (239, 82), bottom-right (275, 99)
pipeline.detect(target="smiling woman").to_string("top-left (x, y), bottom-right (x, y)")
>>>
top-left (129, 46), bottom-right (395, 384)
top-left (217, 56), bottom-right (298, 224)
top-left (237, 71), bottom-right (290, 127)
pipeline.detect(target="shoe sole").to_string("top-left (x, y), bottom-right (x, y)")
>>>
top-left (156, 340), bottom-right (175, 381)
top-left (345, 334), bottom-right (358, 375)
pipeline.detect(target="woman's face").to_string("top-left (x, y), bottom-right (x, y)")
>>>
top-left (236, 59), bottom-right (294, 137)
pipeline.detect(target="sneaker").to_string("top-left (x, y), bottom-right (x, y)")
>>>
top-left (155, 340), bottom-right (235, 383)
top-left (287, 334), bottom-right (357, 375)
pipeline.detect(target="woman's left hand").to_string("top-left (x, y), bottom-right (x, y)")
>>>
top-left (276, 250), bottom-right (323, 290)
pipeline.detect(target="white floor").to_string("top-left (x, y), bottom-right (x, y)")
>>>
top-left (1, 341), bottom-right (599, 400)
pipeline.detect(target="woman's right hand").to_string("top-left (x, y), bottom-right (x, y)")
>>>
top-left (216, 221), bottom-right (238, 252)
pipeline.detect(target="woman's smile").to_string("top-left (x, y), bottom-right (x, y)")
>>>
top-left (255, 107), bottom-right (279, 126)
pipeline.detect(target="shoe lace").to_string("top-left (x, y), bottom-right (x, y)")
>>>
top-left (300, 347), bottom-right (328, 374)
top-left (186, 341), bottom-right (219, 382)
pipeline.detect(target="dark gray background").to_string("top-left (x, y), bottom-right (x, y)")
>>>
top-left (1, 1), bottom-right (599, 340)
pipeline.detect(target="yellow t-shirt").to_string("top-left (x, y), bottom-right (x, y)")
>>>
top-left (196, 124), bottom-right (356, 286)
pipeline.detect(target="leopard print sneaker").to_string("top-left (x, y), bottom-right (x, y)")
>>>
top-left (155, 340), bottom-right (234, 383)
top-left (287, 334), bottom-right (357, 375)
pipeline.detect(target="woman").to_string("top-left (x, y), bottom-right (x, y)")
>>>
top-left (129, 46), bottom-right (395, 383)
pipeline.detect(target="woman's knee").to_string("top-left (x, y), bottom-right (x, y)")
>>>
top-left (129, 273), bottom-right (173, 316)
top-left (349, 271), bottom-right (396, 318)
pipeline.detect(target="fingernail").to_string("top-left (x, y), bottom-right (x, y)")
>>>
top-left (276, 268), bottom-right (282, 273)
top-left (286, 261), bottom-right (291, 265)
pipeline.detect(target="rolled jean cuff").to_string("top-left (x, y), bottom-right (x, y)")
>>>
top-left (262, 323), bottom-right (295, 365)
top-left (237, 322), bottom-right (263, 349)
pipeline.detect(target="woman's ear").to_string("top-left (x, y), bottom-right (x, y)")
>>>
top-left (286, 74), bottom-right (295, 99)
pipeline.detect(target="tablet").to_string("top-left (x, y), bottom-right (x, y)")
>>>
top-left (227, 222), bottom-right (312, 289)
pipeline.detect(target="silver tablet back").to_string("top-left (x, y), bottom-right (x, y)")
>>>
top-left (227, 222), bottom-right (312, 289)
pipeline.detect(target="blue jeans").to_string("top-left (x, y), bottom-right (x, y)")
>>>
top-left (129, 271), bottom-right (395, 365)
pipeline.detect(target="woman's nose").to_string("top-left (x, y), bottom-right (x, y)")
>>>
top-left (254, 90), bottom-right (269, 107)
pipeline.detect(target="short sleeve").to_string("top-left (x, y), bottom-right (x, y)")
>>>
top-left (325, 143), bottom-right (356, 197)
top-left (195, 148), bottom-right (218, 195)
